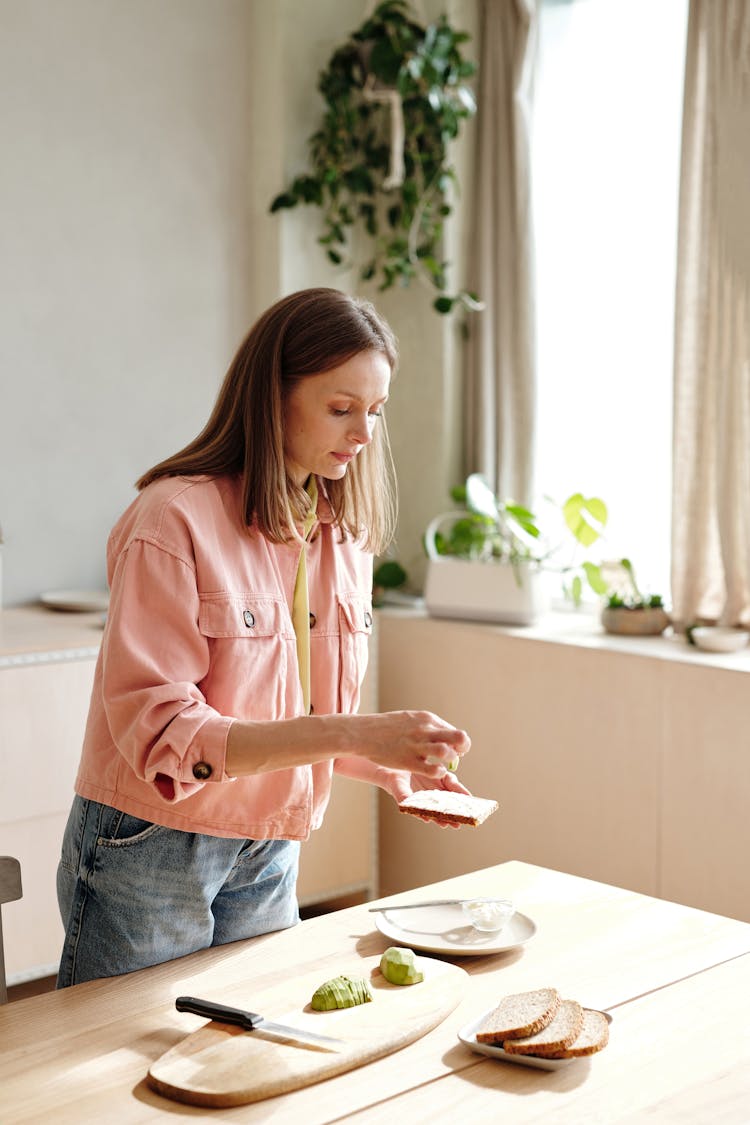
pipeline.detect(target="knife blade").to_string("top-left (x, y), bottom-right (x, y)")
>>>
top-left (175, 996), bottom-right (344, 1052)
top-left (367, 898), bottom-right (467, 911)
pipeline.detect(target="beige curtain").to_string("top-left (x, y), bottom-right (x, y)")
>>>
top-left (672, 0), bottom-right (750, 628)
top-left (464, 0), bottom-right (538, 504)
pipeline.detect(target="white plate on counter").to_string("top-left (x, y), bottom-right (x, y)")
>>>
top-left (374, 904), bottom-right (536, 955)
top-left (40, 589), bottom-right (110, 613)
top-left (458, 1008), bottom-right (612, 1070)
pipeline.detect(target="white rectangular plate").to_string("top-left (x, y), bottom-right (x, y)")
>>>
top-left (458, 1008), bottom-right (612, 1070)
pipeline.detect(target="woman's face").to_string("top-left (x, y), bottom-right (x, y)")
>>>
top-left (283, 349), bottom-right (391, 485)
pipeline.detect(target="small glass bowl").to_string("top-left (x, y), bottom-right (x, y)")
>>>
top-left (461, 898), bottom-right (515, 933)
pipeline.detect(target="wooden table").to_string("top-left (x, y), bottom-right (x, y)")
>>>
top-left (3, 860), bottom-right (750, 1123)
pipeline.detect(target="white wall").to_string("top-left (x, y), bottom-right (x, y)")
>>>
top-left (0, 0), bottom-right (476, 607)
top-left (0, 0), bottom-right (259, 604)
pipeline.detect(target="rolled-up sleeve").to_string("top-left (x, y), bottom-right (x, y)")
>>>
top-left (102, 537), bottom-right (234, 803)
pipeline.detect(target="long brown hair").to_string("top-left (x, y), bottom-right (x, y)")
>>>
top-left (136, 288), bottom-right (398, 552)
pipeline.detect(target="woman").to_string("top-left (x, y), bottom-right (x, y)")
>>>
top-left (56, 287), bottom-right (471, 987)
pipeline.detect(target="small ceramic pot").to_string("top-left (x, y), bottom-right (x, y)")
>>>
top-left (601, 606), bottom-right (670, 636)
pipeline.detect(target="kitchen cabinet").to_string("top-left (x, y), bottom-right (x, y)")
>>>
top-left (0, 607), bottom-right (377, 985)
top-left (376, 608), bottom-right (750, 924)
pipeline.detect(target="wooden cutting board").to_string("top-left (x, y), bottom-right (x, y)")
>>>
top-left (147, 954), bottom-right (467, 1107)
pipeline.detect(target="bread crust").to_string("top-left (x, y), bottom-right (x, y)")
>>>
top-left (503, 998), bottom-right (584, 1056)
top-left (475, 988), bottom-right (560, 1044)
top-left (544, 1008), bottom-right (610, 1058)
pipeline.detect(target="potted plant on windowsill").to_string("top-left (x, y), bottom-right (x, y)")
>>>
top-left (423, 474), bottom-right (610, 625)
top-left (598, 560), bottom-right (670, 636)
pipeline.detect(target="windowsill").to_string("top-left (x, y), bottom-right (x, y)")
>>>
top-left (376, 601), bottom-right (750, 674)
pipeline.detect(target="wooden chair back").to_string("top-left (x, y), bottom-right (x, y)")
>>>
top-left (0, 857), bottom-right (22, 1003)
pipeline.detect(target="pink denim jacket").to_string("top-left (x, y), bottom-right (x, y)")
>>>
top-left (74, 474), bottom-right (374, 839)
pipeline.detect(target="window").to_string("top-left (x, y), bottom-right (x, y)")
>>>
top-left (532, 0), bottom-right (689, 599)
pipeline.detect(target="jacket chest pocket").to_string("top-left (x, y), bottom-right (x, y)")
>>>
top-left (198, 594), bottom-right (293, 720)
top-left (337, 595), bottom-right (374, 714)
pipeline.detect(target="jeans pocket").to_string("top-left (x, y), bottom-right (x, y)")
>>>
top-left (97, 808), bottom-right (163, 848)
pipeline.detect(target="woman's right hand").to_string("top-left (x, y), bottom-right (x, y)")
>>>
top-left (350, 710), bottom-right (470, 778)
top-left (225, 708), bottom-right (469, 780)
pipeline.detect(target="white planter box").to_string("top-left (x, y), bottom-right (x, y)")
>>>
top-left (424, 557), bottom-right (548, 626)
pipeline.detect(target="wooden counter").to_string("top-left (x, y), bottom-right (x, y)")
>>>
top-left (2, 861), bottom-right (750, 1122)
top-left (0, 605), bottom-right (104, 665)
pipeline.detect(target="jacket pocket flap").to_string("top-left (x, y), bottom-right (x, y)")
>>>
top-left (199, 595), bottom-right (289, 638)
top-left (338, 595), bottom-right (374, 636)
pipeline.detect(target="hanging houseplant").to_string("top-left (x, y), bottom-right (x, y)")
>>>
top-left (270, 0), bottom-right (481, 316)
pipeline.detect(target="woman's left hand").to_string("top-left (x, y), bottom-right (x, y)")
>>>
top-left (386, 767), bottom-right (471, 829)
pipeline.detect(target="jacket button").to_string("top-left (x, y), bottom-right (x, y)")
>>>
top-left (364, 611), bottom-right (373, 628)
top-left (309, 612), bottom-right (317, 628)
top-left (193, 762), bottom-right (212, 780)
top-left (243, 610), bottom-right (255, 628)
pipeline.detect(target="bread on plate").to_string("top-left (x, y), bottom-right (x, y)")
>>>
top-left (503, 998), bottom-right (584, 1056)
top-left (475, 988), bottom-right (560, 1044)
top-left (545, 1008), bottom-right (610, 1058)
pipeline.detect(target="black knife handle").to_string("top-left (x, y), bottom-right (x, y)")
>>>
top-left (175, 995), bottom-right (262, 1030)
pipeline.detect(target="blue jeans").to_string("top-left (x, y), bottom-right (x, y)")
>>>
top-left (56, 795), bottom-right (300, 987)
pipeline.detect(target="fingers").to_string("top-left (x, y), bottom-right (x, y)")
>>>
top-left (419, 712), bottom-right (470, 776)
top-left (359, 709), bottom-right (470, 776)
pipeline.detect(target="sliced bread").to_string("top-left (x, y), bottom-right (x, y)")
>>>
top-left (475, 988), bottom-right (560, 1044)
top-left (503, 998), bottom-right (585, 1057)
top-left (397, 790), bottom-right (499, 827)
top-left (545, 1008), bottom-right (610, 1058)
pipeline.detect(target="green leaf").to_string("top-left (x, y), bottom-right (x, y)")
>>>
top-left (571, 574), bottom-right (583, 607)
top-left (373, 560), bottom-right (407, 589)
top-left (269, 192), bottom-right (298, 213)
top-left (465, 474), bottom-right (498, 518)
top-left (505, 504), bottom-right (541, 539)
top-left (582, 561), bottom-right (609, 595)
top-left (370, 38), bottom-right (403, 85)
top-left (344, 166), bottom-right (374, 194)
top-left (457, 86), bottom-right (476, 113)
top-left (562, 494), bottom-right (608, 547)
top-left (457, 291), bottom-right (485, 313)
top-left (433, 295), bottom-right (454, 314)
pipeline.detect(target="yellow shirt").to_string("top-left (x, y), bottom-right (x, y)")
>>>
top-left (292, 476), bottom-right (318, 714)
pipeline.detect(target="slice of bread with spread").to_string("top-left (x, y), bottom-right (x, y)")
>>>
top-left (397, 790), bottom-right (499, 827)
top-left (475, 988), bottom-right (560, 1043)
top-left (503, 998), bottom-right (585, 1056)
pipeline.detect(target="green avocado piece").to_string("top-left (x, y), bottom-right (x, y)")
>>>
top-left (311, 974), bottom-right (373, 1010)
top-left (379, 946), bottom-right (424, 985)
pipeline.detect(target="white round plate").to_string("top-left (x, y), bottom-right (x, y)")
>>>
top-left (458, 1008), bottom-right (612, 1070)
top-left (40, 589), bottom-right (110, 613)
top-left (374, 904), bottom-right (536, 955)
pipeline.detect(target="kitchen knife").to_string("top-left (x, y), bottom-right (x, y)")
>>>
top-left (367, 899), bottom-right (468, 911)
top-left (175, 996), bottom-right (345, 1052)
